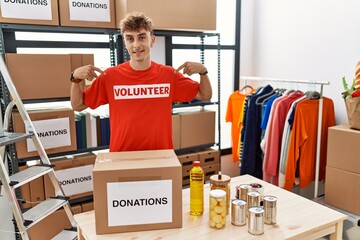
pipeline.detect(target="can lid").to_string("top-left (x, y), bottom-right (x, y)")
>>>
top-left (264, 195), bottom-right (277, 202)
top-left (247, 191), bottom-right (260, 197)
top-left (193, 161), bottom-right (200, 167)
top-left (209, 189), bottom-right (226, 198)
top-left (249, 206), bottom-right (264, 214)
top-left (231, 199), bottom-right (246, 205)
top-left (239, 184), bottom-right (252, 189)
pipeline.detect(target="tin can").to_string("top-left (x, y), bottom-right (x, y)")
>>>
top-left (263, 195), bottom-right (277, 224)
top-left (248, 206), bottom-right (264, 235)
top-left (209, 189), bottom-right (227, 229)
top-left (237, 184), bottom-right (252, 201)
top-left (231, 199), bottom-right (246, 226)
top-left (249, 183), bottom-right (264, 199)
top-left (210, 172), bottom-right (231, 214)
top-left (247, 191), bottom-right (260, 208)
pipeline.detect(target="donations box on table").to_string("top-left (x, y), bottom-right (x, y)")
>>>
top-left (93, 149), bottom-right (182, 234)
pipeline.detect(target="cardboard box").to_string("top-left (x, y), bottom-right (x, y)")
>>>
top-left (325, 166), bottom-right (360, 215)
top-left (81, 201), bottom-right (94, 213)
top-left (172, 114), bottom-right (180, 150)
top-left (204, 163), bottom-right (220, 182)
top-left (12, 108), bottom-right (77, 159)
top-left (29, 174), bottom-right (45, 207)
top-left (198, 149), bottom-right (220, 166)
top-left (327, 125), bottom-right (360, 174)
top-left (44, 153), bottom-right (96, 200)
top-left (28, 204), bottom-right (81, 240)
top-left (93, 149), bottom-right (182, 234)
top-left (18, 165), bottom-right (32, 209)
top-left (115, 0), bottom-right (216, 31)
top-left (0, 0), bottom-right (59, 26)
top-left (179, 110), bottom-right (215, 149)
top-left (5, 53), bottom-right (93, 100)
top-left (59, 0), bottom-right (116, 28)
top-left (178, 152), bottom-right (198, 175)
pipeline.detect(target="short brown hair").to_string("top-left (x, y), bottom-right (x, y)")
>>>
top-left (119, 12), bottom-right (154, 35)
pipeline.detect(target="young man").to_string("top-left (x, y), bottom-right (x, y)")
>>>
top-left (70, 12), bottom-right (212, 152)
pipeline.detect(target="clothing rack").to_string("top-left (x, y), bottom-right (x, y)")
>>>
top-left (240, 76), bottom-right (330, 198)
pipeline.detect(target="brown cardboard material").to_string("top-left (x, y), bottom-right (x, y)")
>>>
top-left (325, 166), bottom-right (360, 215)
top-left (44, 153), bottom-right (96, 200)
top-left (93, 149), bottom-right (182, 234)
top-left (18, 165), bottom-right (32, 209)
top-left (327, 125), bottom-right (360, 174)
top-left (203, 163), bottom-right (220, 182)
top-left (178, 153), bottom-right (198, 174)
top-left (0, 0), bottom-right (59, 26)
top-left (198, 149), bottom-right (220, 166)
top-left (172, 114), bottom-right (180, 150)
top-left (81, 201), bottom-right (94, 213)
top-left (115, 0), bottom-right (216, 31)
top-left (28, 204), bottom-right (81, 240)
top-left (179, 110), bottom-right (215, 149)
top-left (12, 108), bottom-right (77, 159)
top-left (5, 54), bottom-right (94, 100)
top-left (59, 0), bottom-right (116, 28)
top-left (29, 174), bottom-right (45, 207)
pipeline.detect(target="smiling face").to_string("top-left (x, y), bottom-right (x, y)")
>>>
top-left (123, 29), bottom-right (155, 69)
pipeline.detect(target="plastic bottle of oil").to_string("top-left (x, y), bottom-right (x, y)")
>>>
top-left (190, 160), bottom-right (204, 216)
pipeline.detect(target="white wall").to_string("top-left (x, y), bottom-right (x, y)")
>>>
top-left (240, 0), bottom-right (360, 124)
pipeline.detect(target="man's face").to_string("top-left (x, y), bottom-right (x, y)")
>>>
top-left (123, 29), bottom-right (155, 63)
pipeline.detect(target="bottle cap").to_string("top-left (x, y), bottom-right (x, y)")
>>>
top-left (193, 161), bottom-right (200, 167)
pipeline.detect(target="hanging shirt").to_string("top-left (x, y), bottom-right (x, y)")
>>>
top-left (240, 85), bottom-right (273, 179)
top-left (226, 91), bottom-right (250, 162)
top-left (278, 95), bottom-right (307, 188)
top-left (262, 91), bottom-right (304, 184)
top-left (83, 61), bottom-right (199, 152)
top-left (283, 97), bottom-right (335, 190)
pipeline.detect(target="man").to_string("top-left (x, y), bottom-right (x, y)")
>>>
top-left (70, 12), bottom-right (212, 152)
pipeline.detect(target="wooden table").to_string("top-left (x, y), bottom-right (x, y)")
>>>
top-left (74, 174), bottom-right (347, 239)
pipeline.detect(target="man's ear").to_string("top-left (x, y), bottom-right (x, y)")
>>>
top-left (150, 35), bottom-right (156, 48)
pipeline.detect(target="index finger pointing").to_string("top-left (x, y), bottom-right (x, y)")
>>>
top-left (175, 63), bottom-right (186, 72)
top-left (93, 66), bottom-right (105, 75)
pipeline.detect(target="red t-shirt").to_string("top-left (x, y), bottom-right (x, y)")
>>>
top-left (83, 61), bottom-right (199, 152)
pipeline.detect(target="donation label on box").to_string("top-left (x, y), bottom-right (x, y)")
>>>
top-left (107, 180), bottom-right (173, 227)
top-left (55, 165), bottom-right (93, 196)
top-left (26, 117), bottom-right (71, 152)
top-left (69, 0), bottom-right (110, 22)
top-left (0, 0), bottom-right (52, 20)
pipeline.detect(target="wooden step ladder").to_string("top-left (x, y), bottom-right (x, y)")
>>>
top-left (0, 55), bottom-right (77, 240)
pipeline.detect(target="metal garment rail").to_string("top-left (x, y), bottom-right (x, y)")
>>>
top-left (240, 76), bottom-right (330, 198)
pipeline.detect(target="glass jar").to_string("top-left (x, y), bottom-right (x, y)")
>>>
top-left (209, 189), bottom-right (227, 229)
top-left (210, 171), bottom-right (231, 214)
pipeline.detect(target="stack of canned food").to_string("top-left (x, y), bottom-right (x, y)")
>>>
top-left (232, 183), bottom-right (277, 235)
top-left (207, 177), bottom-right (278, 236)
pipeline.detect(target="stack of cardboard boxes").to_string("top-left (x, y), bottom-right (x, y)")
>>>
top-left (0, 0), bottom-right (216, 31)
top-left (325, 125), bottom-right (360, 215)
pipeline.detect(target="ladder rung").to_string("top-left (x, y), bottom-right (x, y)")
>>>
top-left (0, 132), bottom-right (33, 147)
top-left (8, 165), bottom-right (53, 189)
top-left (23, 198), bottom-right (68, 229)
top-left (51, 228), bottom-right (78, 240)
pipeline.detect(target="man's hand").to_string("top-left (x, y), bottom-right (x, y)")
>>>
top-left (73, 65), bottom-right (105, 81)
top-left (175, 62), bottom-right (207, 76)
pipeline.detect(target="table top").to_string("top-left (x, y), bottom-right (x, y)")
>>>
top-left (74, 174), bottom-right (347, 240)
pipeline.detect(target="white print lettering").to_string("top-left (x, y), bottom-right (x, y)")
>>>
top-left (113, 84), bottom-right (170, 100)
